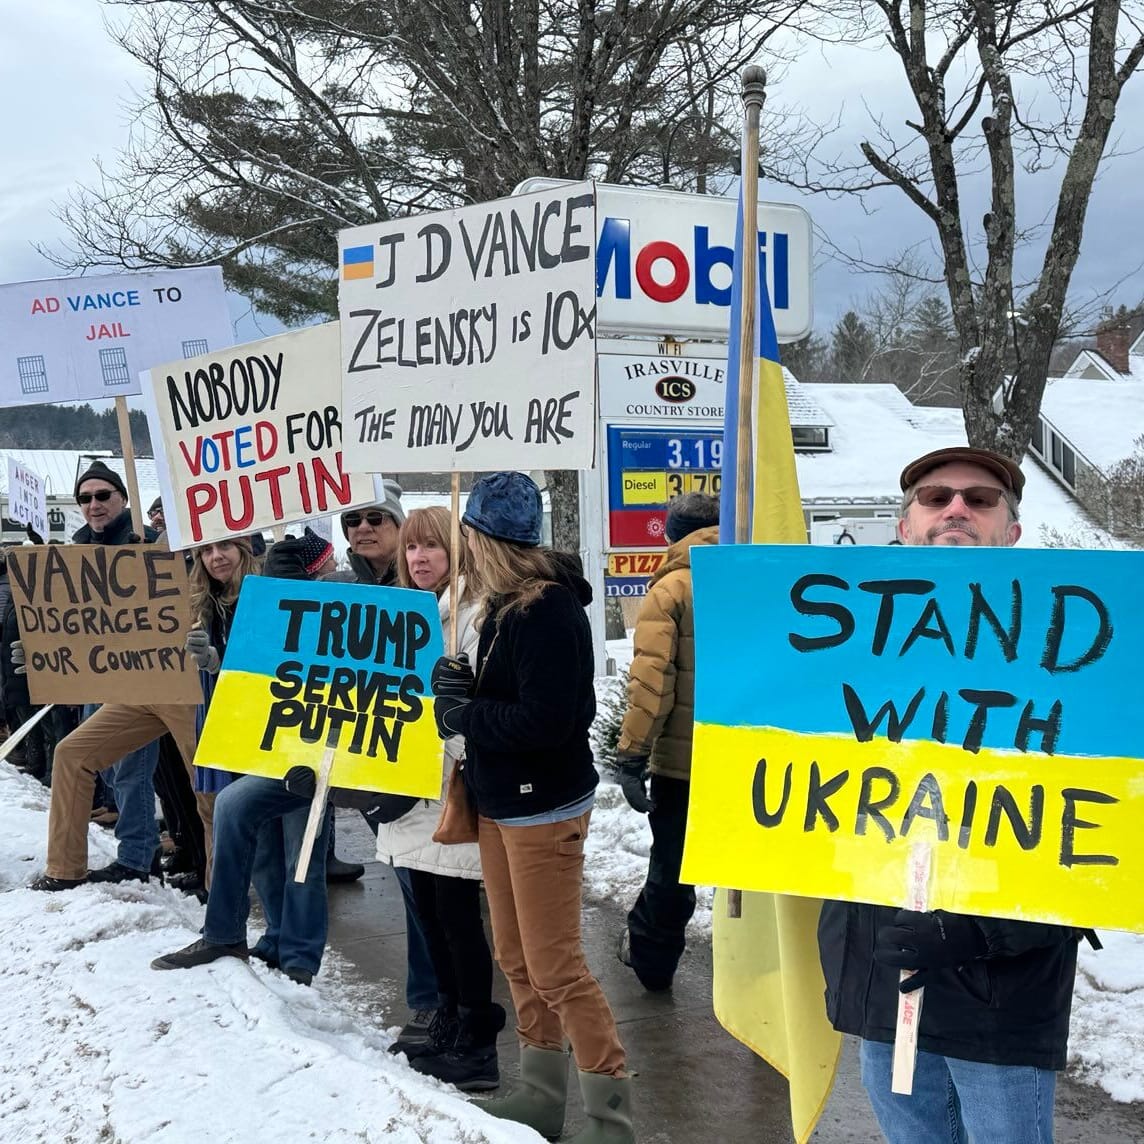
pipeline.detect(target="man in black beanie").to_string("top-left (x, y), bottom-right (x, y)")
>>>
top-left (72, 460), bottom-right (159, 544)
top-left (614, 491), bottom-right (719, 992)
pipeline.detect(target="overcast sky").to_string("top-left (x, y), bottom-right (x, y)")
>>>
top-left (2, 1), bottom-right (1142, 345)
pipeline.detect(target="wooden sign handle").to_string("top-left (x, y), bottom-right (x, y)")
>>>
top-left (0, 705), bottom-right (55, 763)
top-left (114, 396), bottom-right (145, 540)
top-left (448, 472), bottom-right (461, 657)
top-left (891, 841), bottom-right (934, 1094)
top-left (293, 746), bottom-right (336, 884)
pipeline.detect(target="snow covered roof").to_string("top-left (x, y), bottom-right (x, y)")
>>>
top-left (783, 370), bottom-right (834, 427)
top-left (1039, 379), bottom-right (1144, 471)
top-left (794, 382), bottom-right (1110, 546)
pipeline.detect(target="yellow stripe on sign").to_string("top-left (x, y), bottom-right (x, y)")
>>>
top-left (682, 722), bottom-right (1144, 934)
top-left (342, 261), bottom-right (374, 280)
top-left (195, 669), bottom-right (445, 799)
top-left (622, 471), bottom-right (666, 505)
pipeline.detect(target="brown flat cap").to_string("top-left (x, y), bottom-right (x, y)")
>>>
top-left (900, 446), bottom-right (1025, 502)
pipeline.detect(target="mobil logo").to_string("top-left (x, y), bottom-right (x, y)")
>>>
top-left (597, 217), bottom-right (789, 309)
top-left (512, 178), bottom-right (813, 340)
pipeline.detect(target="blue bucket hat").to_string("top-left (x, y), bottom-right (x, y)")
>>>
top-left (463, 472), bottom-right (543, 547)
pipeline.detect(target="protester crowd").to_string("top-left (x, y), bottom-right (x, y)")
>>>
top-left (1, 448), bottom-right (1093, 1144)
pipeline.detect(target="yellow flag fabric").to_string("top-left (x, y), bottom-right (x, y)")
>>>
top-left (711, 353), bottom-right (842, 1144)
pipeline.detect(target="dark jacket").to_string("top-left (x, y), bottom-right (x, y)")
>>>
top-left (0, 572), bottom-right (18, 713)
top-left (72, 509), bottom-right (159, 546)
top-left (818, 901), bottom-right (1080, 1070)
top-left (459, 558), bottom-right (598, 820)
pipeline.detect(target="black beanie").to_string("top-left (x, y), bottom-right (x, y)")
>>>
top-left (75, 460), bottom-right (128, 501)
top-left (665, 493), bottom-right (720, 543)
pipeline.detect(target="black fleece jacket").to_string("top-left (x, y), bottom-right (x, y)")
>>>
top-left (818, 900), bottom-right (1080, 1069)
top-left (458, 558), bottom-right (598, 820)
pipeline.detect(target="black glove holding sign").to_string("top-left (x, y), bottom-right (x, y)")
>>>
top-left (430, 652), bottom-right (475, 739)
top-left (283, 765), bottom-right (417, 823)
top-left (616, 754), bottom-right (653, 814)
top-left (875, 909), bottom-right (989, 993)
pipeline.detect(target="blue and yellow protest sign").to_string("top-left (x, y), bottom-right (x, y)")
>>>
top-left (682, 543), bottom-right (1144, 934)
top-left (196, 577), bottom-right (445, 797)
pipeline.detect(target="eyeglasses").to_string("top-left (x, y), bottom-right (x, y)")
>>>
top-left (913, 485), bottom-right (1007, 510)
top-left (148, 507), bottom-right (163, 518)
top-left (77, 489), bottom-right (117, 505)
top-left (342, 510), bottom-right (392, 529)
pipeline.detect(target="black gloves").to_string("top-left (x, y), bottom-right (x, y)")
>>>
top-left (875, 909), bottom-right (989, 993)
top-left (431, 653), bottom-right (474, 740)
top-left (431, 653), bottom-right (475, 697)
top-left (283, 765), bottom-right (317, 801)
top-left (617, 756), bottom-right (653, 814)
top-left (262, 536), bottom-right (308, 580)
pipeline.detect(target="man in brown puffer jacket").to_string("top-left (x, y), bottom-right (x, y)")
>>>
top-left (615, 492), bottom-right (718, 991)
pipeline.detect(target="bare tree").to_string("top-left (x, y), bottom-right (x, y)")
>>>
top-left (52, 0), bottom-right (805, 549)
top-left (771, 1), bottom-right (1144, 461)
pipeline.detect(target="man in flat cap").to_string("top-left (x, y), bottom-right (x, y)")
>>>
top-left (817, 446), bottom-right (1083, 1144)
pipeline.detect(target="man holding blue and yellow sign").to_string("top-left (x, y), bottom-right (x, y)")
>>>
top-left (684, 445), bottom-right (1142, 1144)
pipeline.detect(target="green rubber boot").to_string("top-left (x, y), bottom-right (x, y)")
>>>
top-left (566, 1071), bottom-right (635, 1143)
top-left (480, 1045), bottom-right (568, 1140)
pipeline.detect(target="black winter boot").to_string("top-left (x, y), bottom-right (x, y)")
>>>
top-left (411, 1002), bottom-right (506, 1092)
top-left (395, 1005), bottom-right (458, 1062)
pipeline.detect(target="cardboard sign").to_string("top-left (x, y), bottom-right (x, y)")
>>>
top-left (142, 322), bottom-right (384, 549)
top-left (5, 458), bottom-right (47, 540)
top-left (195, 577), bottom-right (445, 795)
top-left (338, 182), bottom-right (598, 472)
top-left (681, 544), bottom-right (1144, 933)
top-left (6, 545), bottom-right (202, 705)
top-left (0, 268), bottom-right (232, 407)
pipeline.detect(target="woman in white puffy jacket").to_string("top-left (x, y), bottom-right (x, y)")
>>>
top-left (377, 507), bottom-right (502, 1091)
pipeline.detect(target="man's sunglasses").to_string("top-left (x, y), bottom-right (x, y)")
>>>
top-left (77, 489), bottom-right (117, 505)
top-left (342, 510), bottom-right (392, 528)
top-left (913, 485), bottom-right (1007, 510)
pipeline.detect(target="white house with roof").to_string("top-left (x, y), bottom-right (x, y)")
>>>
top-left (1023, 325), bottom-right (1144, 538)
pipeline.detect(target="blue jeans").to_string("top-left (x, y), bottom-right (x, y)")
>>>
top-left (859, 1039), bottom-right (1056, 1144)
top-left (83, 703), bottom-right (160, 872)
top-left (395, 865), bottom-right (441, 1009)
top-left (205, 776), bottom-right (332, 976)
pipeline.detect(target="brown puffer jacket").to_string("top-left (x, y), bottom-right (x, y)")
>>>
top-left (616, 525), bottom-right (718, 780)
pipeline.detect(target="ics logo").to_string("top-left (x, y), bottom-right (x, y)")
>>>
top-left (655, 377), bottom-right (695, 403)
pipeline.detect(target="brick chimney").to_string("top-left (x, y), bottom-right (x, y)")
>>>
top-left (1096, 323), bottom-right (1131, 375)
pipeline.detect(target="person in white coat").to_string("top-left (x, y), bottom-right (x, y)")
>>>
top-left (378, 507), bottom-right (503, 1091)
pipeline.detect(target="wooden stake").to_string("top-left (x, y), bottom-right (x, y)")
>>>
top-left (114, 396), bottom-right (145, 539)
top-left (448, 472), bottom-right (461, 657)
top-left (728, 64), bottom-right (767, 923)
top-left (0, 705), bottom-right (54, 763)
top-left (293, 746), bottom-right (336, 884)
top-left (891, 841), bottom-right (934, 1094)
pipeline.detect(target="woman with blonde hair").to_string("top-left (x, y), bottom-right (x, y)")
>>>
top-left (430, 472), bottom-right (634, 1143)
top-left (378, 506), bottom-right (504, 1089)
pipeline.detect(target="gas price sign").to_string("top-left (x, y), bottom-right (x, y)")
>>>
top-left (607, 426), bottom-right (723, 548)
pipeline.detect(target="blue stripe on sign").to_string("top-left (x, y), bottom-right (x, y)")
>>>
top-left (342, 245), bottom-right (374, 265)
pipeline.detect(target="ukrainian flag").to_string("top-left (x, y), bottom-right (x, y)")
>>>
top-left (686, 192), bottom-right (842, 1143)
top-left (342, 244), bottom-right (375, 281)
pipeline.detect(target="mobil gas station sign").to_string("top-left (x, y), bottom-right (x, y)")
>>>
top-left (515, 179), bottom-right (812, 341)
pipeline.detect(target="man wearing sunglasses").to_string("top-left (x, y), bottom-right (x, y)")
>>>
top-left (819, 446), bottom-right (1082, 1144)
top-left (73, 460), bottom-right (159, 546)
top-left (337, 479), bottom-right (406, 586)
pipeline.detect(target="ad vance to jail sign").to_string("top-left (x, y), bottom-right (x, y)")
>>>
top-left (680, 544), bottom-right (1144, 933)
top-left (338, 181), bottom-right (597, 473)
top-left (195, 577), bottom-right (445, 796)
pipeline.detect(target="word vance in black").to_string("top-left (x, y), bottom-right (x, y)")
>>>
top-left (750, 759), bottom-right (1119, 869)
top-left (260, 660), bottom-right (425, 762)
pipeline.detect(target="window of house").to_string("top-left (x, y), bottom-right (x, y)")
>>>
top-left (1062, 445), bottom-right (1076, 487)
top-left (1051, 432), bottom-right (1062, 469)
top-left (1030, 419), bottom-right (1044, 456)
top-left (792, 427), bottom-right (830, 451)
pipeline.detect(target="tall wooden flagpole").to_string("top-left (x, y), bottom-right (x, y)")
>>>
top-left (728, 65), bottom-right (766, 920)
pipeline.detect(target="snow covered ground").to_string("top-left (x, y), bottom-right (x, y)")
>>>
top-left (1, 683), bottom-right (1141, 1142)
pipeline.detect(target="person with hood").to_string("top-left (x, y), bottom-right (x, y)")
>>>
top-left (614, 492), bottom-right (719, 993)
top-left (429, 471), bottom-right (634, 1144)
